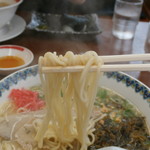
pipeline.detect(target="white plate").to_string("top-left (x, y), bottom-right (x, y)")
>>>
top-left (0, 15), bottom-right (26, 42)
top-left (0, 65), bottom-right (150, 127)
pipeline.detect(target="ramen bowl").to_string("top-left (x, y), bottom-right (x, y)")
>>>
top-left (0, 45), bottom-right (34, 75)
top-left (0, 65), bottom-right (149, 149)
top-left (0, 0), bottom-right (23, 35)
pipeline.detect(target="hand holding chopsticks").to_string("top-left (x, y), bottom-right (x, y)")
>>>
top-left (42, 53), bottom-right (150, 73)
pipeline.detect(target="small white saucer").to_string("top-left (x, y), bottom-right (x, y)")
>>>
top-left (0, 15), bottom-right (26, 42)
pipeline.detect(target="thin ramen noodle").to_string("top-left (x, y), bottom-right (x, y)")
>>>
top-left (35, 51), bottom-right (103, 149)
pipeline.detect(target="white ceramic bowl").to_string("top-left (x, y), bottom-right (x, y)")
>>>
top-left (0, 45), bottom-right (34, 75)
top-left (0, 65), bottom-right (149, 128)
top-left (0, 65), bottom-right (150, 150)
top-left (0, 0), bottom-right (23, 34)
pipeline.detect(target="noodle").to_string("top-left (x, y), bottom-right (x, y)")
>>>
top-left (35, 51), bottom-right (103, 150)
top-left (0, 101), bottom-right (16, 121)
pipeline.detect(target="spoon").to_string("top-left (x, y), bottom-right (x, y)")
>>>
top-left (98, 146), bottom-right (127, 150)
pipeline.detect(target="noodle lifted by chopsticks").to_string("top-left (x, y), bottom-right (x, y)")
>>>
top-left (36, 51), bottom-right (103, 150)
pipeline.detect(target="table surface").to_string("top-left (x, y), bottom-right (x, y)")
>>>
top-left (0, 11), bottom-right (150, 88)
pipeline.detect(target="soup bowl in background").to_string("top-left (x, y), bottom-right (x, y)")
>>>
top-left (0, 0), bottom-right (23, 35)
top-left (0, 65), bottom-right (149, 129)
top-left (0, 45), bottom-right (34, 75)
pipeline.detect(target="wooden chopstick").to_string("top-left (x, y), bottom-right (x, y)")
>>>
top-left (101, 53), bottom-right (150, 63)
top-left (42, 64), bottom-right (150, 73)
top-left (41, 53), bottom-right (150, 73)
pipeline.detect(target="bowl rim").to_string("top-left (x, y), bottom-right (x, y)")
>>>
top-left (0, 44), bottom-right (34, 71)
top-left (0, 0), bottom-right (23, 10)
top-left (0, 64), bottom-right (149, 96)
top-left (0, 64), bottom-right (150, 106)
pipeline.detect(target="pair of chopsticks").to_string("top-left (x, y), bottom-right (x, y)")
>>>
top-left (42, 53), bottom-right (150, 72)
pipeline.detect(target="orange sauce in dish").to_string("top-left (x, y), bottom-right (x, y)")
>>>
top-left (0, 56), bottom-right (25, 68)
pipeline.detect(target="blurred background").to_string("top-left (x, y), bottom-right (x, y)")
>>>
top-left (18, 0), bottom-right (150, 19)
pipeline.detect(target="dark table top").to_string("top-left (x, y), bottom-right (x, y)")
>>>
top-left (0, 11), bottom-right (150, 88)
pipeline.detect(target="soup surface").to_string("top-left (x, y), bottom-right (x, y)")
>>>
top-left (0, 86), bottom-right (149, 150)
top-left (0, 56), bottom-right (25, 68)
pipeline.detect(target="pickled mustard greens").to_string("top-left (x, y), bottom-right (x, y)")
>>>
top-left (89, 88), bottom-right (150, 150)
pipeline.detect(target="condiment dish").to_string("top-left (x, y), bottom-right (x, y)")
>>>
top-left (0, 45), bottom-right (34, 75)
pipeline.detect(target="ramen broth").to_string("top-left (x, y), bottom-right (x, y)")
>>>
top-left (0, 86), bottom-right (149, 150)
